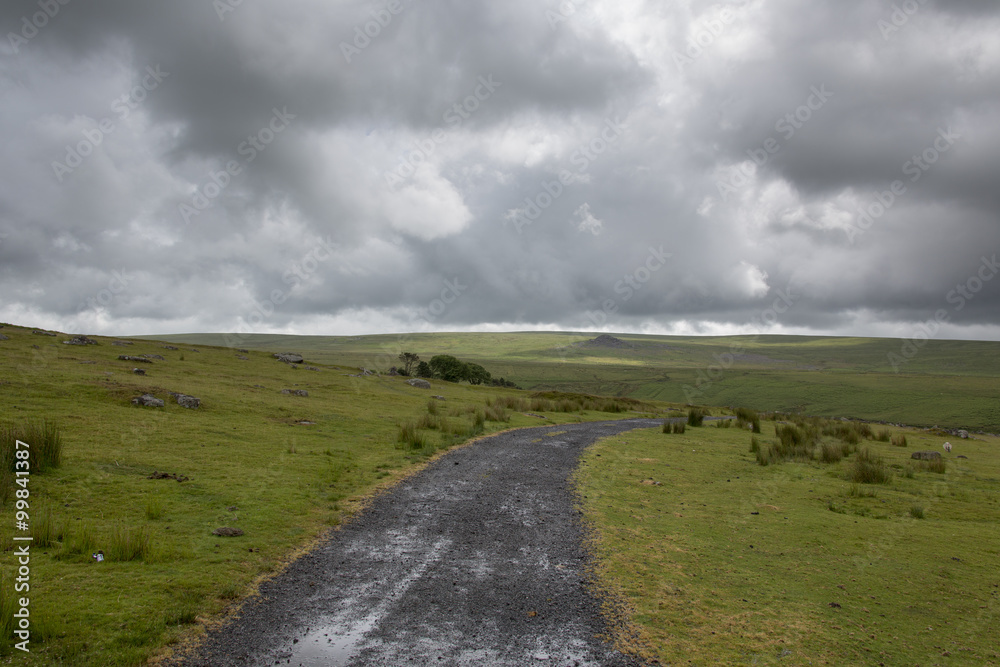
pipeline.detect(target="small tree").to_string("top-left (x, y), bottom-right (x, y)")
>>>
top-left (415, 361), bottom-right (433, 378)
top-left (429, 355), bottom-right (466, 382)
top-left (398, 352), bottom-right (419, 376)
top-left (465, 363), bottom-right (491, 385)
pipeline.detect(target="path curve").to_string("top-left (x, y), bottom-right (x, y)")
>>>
top-left (173, 418), bottom-right (661, 667)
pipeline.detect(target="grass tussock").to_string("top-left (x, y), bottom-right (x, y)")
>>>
top-left (397, 421), bottom-right (429, 450)
top-left (849, 447), bottom-right (893, 484)
top-left (662, 421), bottom-right (685, 435)
top-left (687, 408), bottom-right (705, 427)
top-left (874, 428), bottom-right (892, 442)
top-left (919, 457), bottom-right (947, 474)
top-left (0, 420), bottom-right (63, 478)
top-left (891, 434), bottom-right (908, 448)
top-left (910, 505), bottom-right (926, 519)
top-left (107, 524), bottom-right (152, 562)
top-left (734, 407), bottom-right (761, 433)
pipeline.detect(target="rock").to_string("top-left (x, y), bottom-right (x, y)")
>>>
top-left (188, 348), bottom-right (200, 352)
top-left (957, 455), bottom-right (968, 459)
top-left (238, 349), bottom-right (249, 353)
top-left (148, 471), bottom-right (188, 482)
top-left (63, 335), bottom-right (98, 346)
top-left (119, 355), bottom-right (152, 363)
top-left (281, 389), bottom-right (309, 397)
top-left (305, 366), bottom-right (321, 371)
top-left (432, 395), bottom-right (446, 400)
top-left (407, 379), bottom-right (431, 389)
top-left (163, 345), bottom-right (179, 350)
top-left (132, 368), bottom-right (146, 376)
top-left (236, 355), bottom-right (249, 360)
top-left (274, 353), bottom-right (304, 364)
top-left (32, 330), bottom-right (57, 336)
top-left (212, 527), bottom-right (244, 537)
top-left (0, 334), bottom-right (8, 341)
top-left (131, 394), bottom-right (165, 408)
top-left (112, 340), bottom-right (133, 346)
top-left (141, 354), bottom-right (165, 360)
top-left (911, 451), bottom-right (942, 461)
top-left (958, 430), bottom-right (969, 439)
top-left (388, 366), bottom-right (399, 376)
top-left (174, 394), bottom-right (201, 409)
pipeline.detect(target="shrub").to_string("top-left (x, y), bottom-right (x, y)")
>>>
top-left (687, 408), bottom-right (705, 427)
top-left (910, 505), bottom-right (926, 519)
top-left (663, 421), bottom-right (685, 434)
top-left (891, 434), bottom-right (908, 448)
top-left (875, 428), bottom-right (892, 442)
top-left (849, 448), bottom-right (892, 484)
top-left (735, 408), bottom-right (761, 433)
top-left (820, 442), bottom-right (845, 464)
top-left (856, 422), bottom-right (873, 439)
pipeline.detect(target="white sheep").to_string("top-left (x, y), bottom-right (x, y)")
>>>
top-left (943, 442), bottom-right (952, 453)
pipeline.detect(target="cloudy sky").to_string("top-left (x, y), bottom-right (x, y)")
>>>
top-left (2, 0), bottom-right (999, 340)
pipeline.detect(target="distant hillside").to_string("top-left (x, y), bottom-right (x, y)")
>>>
top-left (138, 331), bottom-right (1000, 431)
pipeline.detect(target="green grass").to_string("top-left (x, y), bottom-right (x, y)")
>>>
top-left (0, 323), bottom-right (664, 665)
top-left (575, 421), bottom-right (1000, 665)
top-left (141, 331), bottom-right (1000, 432)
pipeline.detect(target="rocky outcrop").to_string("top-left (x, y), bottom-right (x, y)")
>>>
top-left (407, 379), bottom-right (431, 389)
top-left (132, 394), bottom-right (165, 408)
top-left (274, 353), bottom-right (304, 364)
top-left (281, 389), bottom-right (309, 397)
top-left (64, 335), bottom-right (98, 346)
top-left (911, 451), bottom-right (942, 461)
top-left (171, 393), bottom-right (201, 409)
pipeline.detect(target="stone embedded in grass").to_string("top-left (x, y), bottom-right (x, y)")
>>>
top-left (274, 353), bottom-right (304, 364)
top-left (112, 340), bottom-right (133, 346)
top-left (163, 345), bottom-right (179, 350)
top-left (911, 451), bottom-right (942, 461)
top-left (0, 334), bottom-right (9, 341)
top-left (172, 393), bottom-right (201, 409)
top-left (281, 389), bottom-right (309, 397)
top-left (132, 394), bottom-right (165, 408)
top-left (64, 335), bottom-right (98, 346)
top-left (407, 379), bottom-right (431, 389)
top-left (141, 354), bottom-right (165, 360)
top-left (212, 527), bottom-right (244, 537)
top-left (133, 368), bottom-right (146, 375)
top-left (32, 330), bottom-right (57, 336)
top-left (119, 355), bottom-right (152, 363)
top-left (148, 471), bottom-right (189, 482)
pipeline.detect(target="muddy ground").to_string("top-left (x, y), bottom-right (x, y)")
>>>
top-left (172, 419), bottom-right (660, 666)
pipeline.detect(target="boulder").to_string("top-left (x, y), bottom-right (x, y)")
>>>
top-left (132, 368), bottom-right (147, 376)
top-left (163, 345), bottom-right (179, 350)
top-left (236, 355), bottom-right (249, 360)
top-left (281, 389), bottom-right (309, 397)
top-left (911, 451), bottom-right (942, 461)
top-left (132, 394), bottom-right (165, 408)
top-left (173, 394), bottom-right (201, 409)
top-left (32, 330), bottom-right (56, 337)
top-left (958, 430), bottom-right (969, 439)
top-left (112, 340), bottom-right (133, 346)
top-left (407, 378), bottom-right (431, 389)
top-left (212, 527), bottom-right (244, 537)
top-left (119, 355), bottom-right (152, 363)
top-left (274, 353), bottom-right (304, 364)
top-left (63, 335), bottom-right (98, 346)
top-left (0, 334), bottom-right (8, 341)
top-left (141, 354), bottom-right (165, 360)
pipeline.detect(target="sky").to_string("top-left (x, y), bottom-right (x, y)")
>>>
top-left (1, 0), bottom-right (999, 341)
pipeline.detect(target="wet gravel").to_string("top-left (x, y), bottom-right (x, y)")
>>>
top-left (172, 418), bottom-right (661, 667)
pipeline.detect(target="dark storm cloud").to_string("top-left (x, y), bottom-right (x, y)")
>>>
top-left (0, 0), bottom-right (998, 339)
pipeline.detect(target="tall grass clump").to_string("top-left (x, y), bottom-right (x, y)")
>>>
top-left (0, 575), bottom-right (16, 655)
top-left (849, 447), bottom-right (892, 484)
top-left (397, 421), bottom-right (428, 450)
top-left (30, 505), bottom-right (56, 548)
top-left (663, 421), bottom-right (685, 435)
top-left (0, 420), bottom-right (63, 475)
top-left (918, 458), bottom-right (947, 474)
top-left (145, 496), bottom-right (164, 521)
top-left (891, 434), bottom-right (908, 448)
top-left (874, 428), bottom-right (892, 442)
top-left (734, 407), bottom-right (761, 433)
top-left (107, 524), bottom-right (151, 562)
top-left (60, 521), bottom-right (100, 559)
top-left (427, 399), bottom-right (439, 415)
top-left (484, 405), bottom-right (510, 422)
top-left (750, 436), bottom-right (761, 453)
top-left (687, 408), bottom-right (705, 427)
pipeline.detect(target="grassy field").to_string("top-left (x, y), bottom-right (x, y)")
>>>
top-left (144, 332), bottom-right (1000, 432)
top-left (0, 324), bottom-right (660, 666)
top-left (576, 417), bottom-right (1000, 665)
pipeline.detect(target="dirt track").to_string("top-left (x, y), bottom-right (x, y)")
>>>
top-left (173, 418), bottom-right (660, 666)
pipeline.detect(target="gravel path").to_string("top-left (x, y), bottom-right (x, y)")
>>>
top-left (173, 418), bottom-right (661, 667)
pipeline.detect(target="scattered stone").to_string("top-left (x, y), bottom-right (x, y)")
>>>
top-left (640, 479), bottom-right (662, 486)
top-left (0, 334), bottom-right (10, 341)
top-left (296, 420), bottom-right (316, 426)
top-left (173, 394), bottom-right (201, 409)
top-left (133, 368), bottom-right (147, 376)
top-left (79, 360), bottom-right (97, 364)
top-left (119, 355), bottom-right (152, 363)
top-left (213, 527), bottom-right (244, 537)
top-left (189, 348), bottom-right (200, 353)
top-left (957, 455), bottom-right (968, 459)
top-left (64, 335), bottom-right (98, 346)
top-left (237, 349), bottom-right (249, 353)
top-left (163, 345), bottom-right (179, 350)
top-left (828, 602), bottom-right (841, 609)
top-left (32, 330), bottom-right (57, 336)
top-left (141, 354), bottom-right (165, 360)
top-left (227, 506), bottom-right (239, 512)
top-left (524, 413), bottom-right (547, 419)
top-left (236, 355), bottom-right (249, 360)
top-left (359, 368), bottom-right (375, 376)
top-left (281, 389), bottom-right (309, 397)
top-left (131, 394), bottom-right (164, 407)
top-left (112, 340), bottom-right (133, 346)
top-left (274, 353), bottom-right (304, 364)
top-left (911, 451), bottom-right (942, 461)
top-left (958, 430), bottom-right (969, 439)
top-left (432, 395), bottom-right (446, 401)
top-left (407, 378), bottom-right (431, 389)
top-left (305, 366), bottom-right (321, 371)
top-left (388, 367), bottom-right (399, 376)
top-left (148, 471), bottom-right (189, 482)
